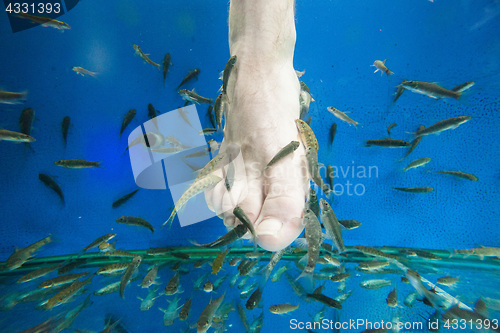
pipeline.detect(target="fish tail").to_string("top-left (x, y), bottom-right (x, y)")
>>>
top-left (296, 269), bottom-right (314, 292)
top-left (387, 70), bottom-right (394, 75)
top-left (162, 207), bottom-right (177, 229)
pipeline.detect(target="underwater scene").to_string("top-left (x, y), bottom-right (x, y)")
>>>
top-left (0, 0), bottom-right (499, 332)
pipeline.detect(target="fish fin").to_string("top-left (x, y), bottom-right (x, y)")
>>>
top-left (137, 296), bottom-right (143, 301)
top-left (293, 237), bottom-right (308, 249)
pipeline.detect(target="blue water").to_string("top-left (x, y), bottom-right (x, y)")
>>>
top-left (0, 0), bottom-right (499, 332)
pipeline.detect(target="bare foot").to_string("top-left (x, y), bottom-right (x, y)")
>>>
top-left (205, 0), bottom-right (309, 251)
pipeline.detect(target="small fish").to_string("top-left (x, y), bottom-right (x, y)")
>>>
top-left (142, 265), bottom-right (160, 288)
top-left (320, 199), bottom-right (345, 253)
top-left (199, 128), bottom-right (218, 135)
top-left (62, 116), bottom-right (70, 145)
top-left (330, 273), bottom-right (350, 283)
top-left (270, 265), bottom-right (289, 282)
top-left (137, 287), bottom-right (161, 311)
top-left (295, 119), bottom-right (319, 150)
top-left (17, 263), bottom-right (61, 283)
top-left (238, 260), bottom-right (258, 276)
top-left (0, 129), bottom-right (35, 142)
top-left (329, 123), bottom-right (337, 146)
top-left (427, 170), bottom-right (478, 181)
top-left (191, 224), bottom-right (248, 248)
top-left (177, 68), bottom-right (201, 90)
top-left (265, 141), bottom-right (300, 169)
top-left (83, 233), bottom-right (116, 252)
top-left (269, 304), bottom-right (299, 315)
top-left (104, 249), bottom-right (138, 258)
top-left (19, 107), bottom-right (35, 150)
top-left (43, 275), bottom-right (93, 310)
top-left (132, 44), bottom-right (160, 70)
top-left (39, 174), bottom-right (64, 204)
top-left (146, 103), bottom-right (160, 131)
top-left (233, 206), bottom-right (257, 242)
top-left (116, 216), bottom-right (154, 233)
top-left (354, 245), bottom-right (403, 262)
top-left (214, 93), bottom-right (225, 129)
top-left (360, 279), bottom-right (392, 289)
top-left (387, 123), bottom-right (397, 135)
top-left (339, 220), bottom-right (361, 230)
top-left (150, 146), bottom-right (183, 154)
top-left (297, 209), bottom-right (323, 287)
top-left (416, 116), bottom-right (471, 137)
top-left (177, 107), bottom-right (193, 127)
top-left (372, 59), bottom-right (394, 75)
top-left (179, 89), bottom-right (213, 104)
top-left (162, 53), bottom-right (171, 85)
top-left (16, 12), bottom-right (70, 30)
top-left (246, 287), bottom-right (263, 310)
top-left (165, 272), bottom-right (182, 295)
top-left (38, 272), bottom-right (89, 289)
top-left (327, 107), bottom-right (359, 128)
top-left (404, 157), bottom-right (431, 171)
top-left (306, 293), bottom-right (342, 309)
top-left (399, 125), bottom-right (424, 162)
top-left (335, 291), bottom-right (353, 304)
top-left (72, 66), bottom-right (97, 77)
top-left (404, 291), bottom-right (418, 307)
top-left (0, 90), bottom-right (27, 104)
top-left (386, 287), bottom-right (398, 307)
top-left (413, 249), bottom-right (441, 260)
top-left (163, 174), bottom-right (222, 228)
top-left (222, 55), bottom-right (237, 95)
top-left (455, 246), bottom-right (500, 259)
top-left (299, 81), bottom-right (314, 119)
top-left (197, 292), bottom-right (226, 333)
top-left (120, 256), bottom-right (142, 298)
top-left (120, 109), bottom-right (136, 137)
top-left (358, 261), bottom-right (389, 271)
top-left (401, 80), bottom-right (465, 99)
top-left (437, 276), bottom-right (459, 286)
top-left (207, 105), bottom-right (216, 128)
top-left (112, 189), bottom-right (140, 208)
top-left (55, 159), bottom-right (100, 168)
top-left (306, 147), bottom-right (331, 196)
top-left (212, 248), bottom-right (230, 275)
top-left (366, 138), bottom-right (411, 148)
top-left (326, 165), bottom-right (334, 190)
top-left (323, 254), bottom-right (342, 267)
top-left (393, 186), bottom-right (433, 193)
top-left (96, 263), bottom-right (129, 275)
top-left (6, 235), bottom-right (52, 270)
top-left (98, 240), bottom-right (116, 253)
top-left (159, 295), bottom-right (182, 326)
top-left (203, 281), bottom-right (213, 293)
top-left (179, 297), bottom-right (192, 321)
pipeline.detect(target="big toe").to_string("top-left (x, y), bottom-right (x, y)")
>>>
top-left (255, 192), bottom-right (306, 252)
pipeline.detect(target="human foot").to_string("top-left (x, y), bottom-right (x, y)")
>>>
top-left (205, 0), bottom-right (309, 251)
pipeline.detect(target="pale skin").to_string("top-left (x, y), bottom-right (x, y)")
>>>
top-left (205, 0), bottom-right (309, 251)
